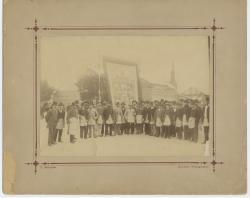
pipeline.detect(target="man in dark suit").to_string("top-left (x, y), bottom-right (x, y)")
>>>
top-left (169, 102), bottom-right (177, 137)
top-left (193, 100), bottom-right (202, 143)
top-left (79, 101), bottom-right (89, 139)
top-left (102, 102), bottom-right (109, 136)
top-left (182, 100), bottom-right (191, 140)
top-left (175, 101), bottom-right (183, 139)
top-left (45, 103), bottom-right (58, 146)
top-left (148, 102), bottom-right (156, 136)
top-left (103, 103), bottom-right (114, 136)
top-left (202, 97), bottom-right (210, 143)
top-left (120, 102), bottom-right (127, 134)
top-left (188, 100), bottom-right (196, 142)
top-left (142, 101), bottom-right (150, 135)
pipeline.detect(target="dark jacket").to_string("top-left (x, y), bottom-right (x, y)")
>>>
top-left (195, 106), bottom-right (203, 125)
top-left (175, 108), bottom-right (183, 121)
top-left (79, 109), bottom-right (89, 119)
top-left (169, 108), bottom-right (177, 125)
top-left (182, 105), bottom-right (191, 120)
top-left (148, 107), bottom-right (156, 123)
top-left (155, 107), bottom-right (164, 122)
top-left (103, 106), bottom-right (115, 122)
top-left (57, 110), bottom-right (65, 121)
top-left (45, 109), bottom-right (58, 126)
top-left (142, 107), bottom-right (150, 122)
top-left (189, 108), bottom-right (196, 118)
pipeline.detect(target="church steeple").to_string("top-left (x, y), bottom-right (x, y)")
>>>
top-left (170, 62), bottom-right (177, 89)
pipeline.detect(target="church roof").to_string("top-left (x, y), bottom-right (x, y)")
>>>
top-left (140, 78), bottom-right (176, 90)
top-left (181, 87), bottom-right (205, 96)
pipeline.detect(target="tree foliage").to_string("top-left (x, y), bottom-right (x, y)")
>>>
top-left (75, 68), bottom-right (110, 102)
top-left (40, 81), bottom-right (54, 102)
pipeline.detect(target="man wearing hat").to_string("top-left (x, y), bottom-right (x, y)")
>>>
top-left (55, 102), bottom-right (65, 143)
top-left (66, 103), bottom-right (79, 143)
top-left (125, 104), bottom-right (136, 134)
top-left (142, 101), bottom-right (150, 135)
top-left (201, 97), bottom-right (210, 143)
top-left (162, 101), bottom-right (171, 138)
top-left (74, 100), bottom-right (80, 111)
top-left (135, 102), bottom-right (144, 134)
top-left (102, 101), bottom-right (108, 136)
top-left (120, 102), bottom-right (127, 134)
top-left (132, 100), bottom-right (137, 110)
top-left (96, 101), bottom-right (105, 137)
top-left (45, 103), bottom-right (58, 146)
top-left (169, 101), bottom-right (177, 137)
top-left (148, 101), bottom-right (156, 136)
top-left (155, 102), bottom-right (164, 137)
top-left (103, 103), bottom-right (115, 136)
top-left (193, 100), bottom-right (202, 142)
top-left (114, 102), bottom-right (123, 135)
top-left (188, 100), bottom-right (198, 142)
top-left (79, 101), bottom-right (89, 139)
top-left (175, 101), bottom-right (183, 139)
top-left (182, 99), bottom-right (191, 140)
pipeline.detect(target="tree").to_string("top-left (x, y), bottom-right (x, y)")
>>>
top-left (75, 68), bottom-right (110, 102)
top-left (40, 81), bottom-right (54, 102)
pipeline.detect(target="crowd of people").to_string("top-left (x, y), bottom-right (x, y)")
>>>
top-left (42, 97), bottom-right (210, 146)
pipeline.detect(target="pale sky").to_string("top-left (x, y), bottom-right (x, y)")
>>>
top-left (40, 36), bottom-right (210, 93)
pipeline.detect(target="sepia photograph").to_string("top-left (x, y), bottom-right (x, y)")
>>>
top-left (39, 36), bottom-right (211, 157)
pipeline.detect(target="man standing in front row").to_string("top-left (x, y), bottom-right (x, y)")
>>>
top-left (202, 97), bottom-right (210, 144)
top-left (45, 103), bottom-right (58, 146)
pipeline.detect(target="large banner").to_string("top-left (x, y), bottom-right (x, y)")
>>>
top-left (104, 58), bottom-right (139, 105)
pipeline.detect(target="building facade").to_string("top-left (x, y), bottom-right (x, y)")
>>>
top-left (140, 79), bottom-right (178, 101)
top-left (140, 65), bottom-right (178, 101)
top-left (53, 90), bottom-right (81, 105)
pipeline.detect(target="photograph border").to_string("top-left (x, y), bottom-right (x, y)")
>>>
top-left (25, 19), bottom-right (224, 174)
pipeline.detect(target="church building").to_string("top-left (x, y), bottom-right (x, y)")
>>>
top-left (140, 66), bottom-right (178, 101)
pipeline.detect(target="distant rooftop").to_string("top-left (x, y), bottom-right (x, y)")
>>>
top-left (140, 78), bottom-right (176, 90)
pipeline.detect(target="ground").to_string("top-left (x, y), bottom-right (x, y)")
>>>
top-left (39, 119), bottom-right (209, 157)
